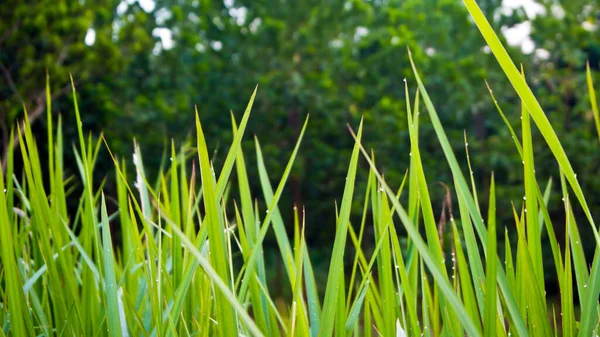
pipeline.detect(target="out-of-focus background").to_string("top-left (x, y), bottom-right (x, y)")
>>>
top-left (1, 0), bottom-right (599, 294)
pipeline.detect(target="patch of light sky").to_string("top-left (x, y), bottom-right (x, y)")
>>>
top-left (85, 0), bottom-right (565, 59)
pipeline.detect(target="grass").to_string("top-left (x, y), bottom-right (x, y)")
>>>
top-left (1, 1), bottom-right (600, 336)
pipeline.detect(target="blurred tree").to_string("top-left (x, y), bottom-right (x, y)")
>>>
top-left (5, 0), bottom-right (599, 272)
top-left (107, 0), bottom-right (528, 245)
top-left (0, 0), bottom-right (154, 171)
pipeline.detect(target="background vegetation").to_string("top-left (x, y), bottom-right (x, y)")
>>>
top-left (1, 0), bottom-right (600, 303)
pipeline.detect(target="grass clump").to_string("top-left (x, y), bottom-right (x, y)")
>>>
top-left (1, 2), bottom-right (600, 336)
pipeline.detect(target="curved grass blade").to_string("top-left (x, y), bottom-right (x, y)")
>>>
top-left (462, 0), bottom-right (599, 244)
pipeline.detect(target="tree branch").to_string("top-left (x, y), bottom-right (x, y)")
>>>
top-left (0, 60), bottom-right (24, 103)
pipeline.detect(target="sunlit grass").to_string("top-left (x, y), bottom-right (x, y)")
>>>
top-left (1, 1), bottom-right (599, 336)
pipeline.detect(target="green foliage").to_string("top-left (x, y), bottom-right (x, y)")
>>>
top-left (2, 3), bottom-right (600, 333)
top-left (2, 1), bottom-right (600, 336)
top-left (6, 0), bottom-right (600, 261)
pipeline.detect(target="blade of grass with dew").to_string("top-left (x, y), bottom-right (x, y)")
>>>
top-left (291, 209), bottom-right (309, 337)
top-left (520, 74), bottom-right (545, 296)
top-left (195, 109), bottom-right (237, 337)
top-left (231, 115), bottom-right (271, 334)
top-left (503, 229), bottom-right (515, 300)
top-left (304, 237), bottom-right (321, 337)
top-left (237, 116), bottom-right (309, 304)
top-left (71, 77), bottom-right (106, 335)
top-left (255, 129), bottom-right (296, 285)
top-left (454, 175), bottom-right (485, 313)
top-left (462, 0), bottom-right (599, 245)
top-left (513, 203), bottom-right (552, 336)
top-left (451, 219), bottom-right (481, 331)
top-left (232, 202), bottom-right (270, 334)
top-left (101, 194), bottom-right (124, 337)
top-left (405, 85), bottom-right (421, 305)
top-left (349, 128), bottom-right (482, 337)
top-left (318, 119), bottom-right (362, 337)
top-left (483, 175), bottom-right (497, 337)
top-left (464, 132), bottom-right (480, 214)
top-left (346, 221), bottom-right (393, 333)
top-left (562, 200), bottom-right (575, 337)
top-left (345, 279), bottom-right (370, 332)
top-left (385, 171), bottom-right (420, 336)
top-left (408, 50), bottom-right (528, 337)
top-left (403, 80), bottom-right (462, 335)
top-left (561, 176), bottom-right (600, 337)
top-left (169, 142), bottom-right (183, 287)
top-left (346, 170), bottom-right (373, 311)
top-left (374, 183), bottom-right (398, 336)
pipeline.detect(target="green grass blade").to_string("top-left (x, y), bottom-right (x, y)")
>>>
top-left (318, 119), bottom-right (363, 337)
top-left (483, 175), bottom-right (497, 337)
top-left (586, 62), bottom-right (600, 142)
top-left (101, 194), bottom-right (124, 337)
top-left (195, 109), bottom-right (237, 336)
top-left (216, 86), bottom-right (258, 198)
top-left (463, 0), bottom-right (599, 245)
top-left (237, 115), bottom-right (309, 306)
